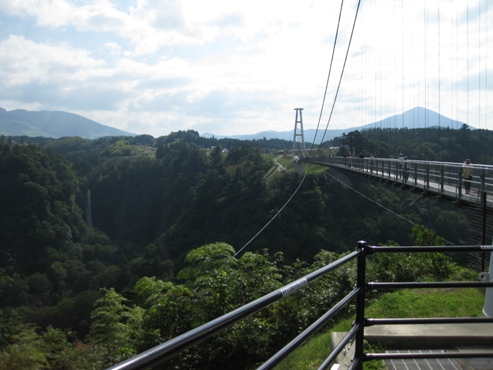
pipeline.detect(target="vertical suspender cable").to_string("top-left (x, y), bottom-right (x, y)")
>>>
top-left (450, 0), bottom-right (455, 128)
top-left (484, 0), bottom-right (489, 132)
top-left (401, 0), bottom-right (404, 128)
top-left (477, 0), bottom-right (480, 129)
top-left (438, 2), bottom-right (441, 128)
top-left (423, 2), bottom-right (429, 132)
top-left (412, 1), bottom-right (416, 128)
top-left (374, 0), bottom-right (377, 128)
top-left (467, 0), bottom-right (469, 126)
top-left (456, 0), bottom-right (459, 125)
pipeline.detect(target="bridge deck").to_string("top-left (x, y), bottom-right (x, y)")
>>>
top-left (305, 157), bottom-right (493, 210)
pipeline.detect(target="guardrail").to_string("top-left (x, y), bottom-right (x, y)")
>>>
top-left (108, 242), bottom-right (493, 370)
top-left (361, 243), bottom-right (493, 367)
top-left (107, 251), bottom-right (360, 370)
top-left (304, 156), bottom-right (493, 205)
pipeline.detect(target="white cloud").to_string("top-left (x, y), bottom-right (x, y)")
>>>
top-left (0, 35), bottom-right (104, 85)
top-left (0, 0), bottom-right (492, 137)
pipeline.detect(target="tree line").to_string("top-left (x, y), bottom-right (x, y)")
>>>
top-left (0, 126), bottom-right (482, 368)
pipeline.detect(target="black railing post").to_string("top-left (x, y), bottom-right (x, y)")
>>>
top-left (354, 240), bottom-right (367, 370)
top-left (440, 166), bottom-right (444, 193)
top-left (426, 164), bottom-right (430, 190)
top-left (482, 191), bottom-right (487, 271)
top-left (458, 167), bottom-right (463, 199)
top-left (481, 169), bottom-right (486, 193)
top-left (414, 163), bottom-right (418, 187)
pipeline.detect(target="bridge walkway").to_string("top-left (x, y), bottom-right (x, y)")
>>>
top-left (304, 156), bottom-right (493, 210)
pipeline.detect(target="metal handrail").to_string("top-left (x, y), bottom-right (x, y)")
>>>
top-left (258, 288), bottom-right (360, 370)
top-left (108, 251), bottom-right (360, 370)
top-left (304, 156), bottom-right (493, 207)
top-left (356, 241), bottom-right (493, 368)
top-left (108, 242), bottom-right (493, 370)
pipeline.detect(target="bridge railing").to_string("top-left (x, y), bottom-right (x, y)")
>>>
top-left (108, 242), bottom-right (493, 370)
top-left (306, 156), bottom-right (493, 202)
top-left (107, 251), bottom-right (360, 370)
top-left (360, 242), bottom-right (493, 368)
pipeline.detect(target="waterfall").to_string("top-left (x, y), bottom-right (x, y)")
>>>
top-left (85, 189), bottom-right (94, 229)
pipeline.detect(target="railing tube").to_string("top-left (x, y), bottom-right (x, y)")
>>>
top-left (108, 250), bottom-right (360, 370)
top-left (354, 241), bottom-right (367, 370)
top-left (107, 290), bottom-right (282, 370)
top-left (260, 288), bottom-right (360, 370)
top-left (318, 323), bottom-right (361, 370)
top-left (368, 281), bottom-right (493, 289)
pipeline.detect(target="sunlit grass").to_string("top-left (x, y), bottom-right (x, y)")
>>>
top-left (366, 288), bottom-right (485, 318)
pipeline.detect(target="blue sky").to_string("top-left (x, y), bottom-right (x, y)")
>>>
top-left (0, 0), bottom-right (492, 138)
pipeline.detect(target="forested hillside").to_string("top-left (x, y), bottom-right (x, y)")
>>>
top-left (330, 124), bottom-right (493, 164)
top-left (0, 126), bottom-right (487, 369)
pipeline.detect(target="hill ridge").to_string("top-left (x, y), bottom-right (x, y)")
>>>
top-left (203, 106), bottom-right (468, 142)
top-left (0, 107), bottom-right (135, 139)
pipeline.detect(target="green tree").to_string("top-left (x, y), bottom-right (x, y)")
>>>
top-left (89, 288), bottom-right (143, 366)
top-left (0, 325), bottom-right (47, 370)
top-left (209, 145), bottom-right (223, 167)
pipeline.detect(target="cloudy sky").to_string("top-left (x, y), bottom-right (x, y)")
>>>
top-left (0, 0), bottom-right (492, 138)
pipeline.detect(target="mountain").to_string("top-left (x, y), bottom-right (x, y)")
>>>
top-left (358, 106), bottom-right (467, 130)
top-left (0, 107), bottom-right (135, 139)
top-left (0, 106), bottom-right (468, 141)
top-left (202, 107), bottom-right (468, 143)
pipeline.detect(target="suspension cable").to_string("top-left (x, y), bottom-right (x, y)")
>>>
top-left (324, 170), bottom-right (417, 226)
top-left (324, 170), bottom-right (455, 245)
top-left (312, 0), bottom-right (362, 157)
top-left (309, 0), bottom-right (345, 152)
top-left (233, 165), bottom-right (308, 258)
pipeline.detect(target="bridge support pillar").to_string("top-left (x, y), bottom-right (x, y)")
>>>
top-left (292, 108), bottom-right (307, 162)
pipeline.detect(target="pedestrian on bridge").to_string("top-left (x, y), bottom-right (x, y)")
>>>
top-left (398, 153), bottom-right (405, 179)
top-left (403, 156), bottom-right (409, 182)
top-left (369, 154), bottom-right (375, 174)
top-left (462, 159), bottom-right (474, 194)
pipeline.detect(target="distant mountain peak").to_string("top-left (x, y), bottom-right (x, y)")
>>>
top-left (202, 107), bottom-right (468, 143)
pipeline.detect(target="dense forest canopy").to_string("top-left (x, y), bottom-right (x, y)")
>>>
top-left (328, 124), bottom-right (493, 164)
top-left (0, 126), bottom-right (487, 368)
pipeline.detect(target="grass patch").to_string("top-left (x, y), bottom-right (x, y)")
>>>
top-left (274, 288), bottom-right (485, 369)
top-left (366, 288), bottom-right (485, 318)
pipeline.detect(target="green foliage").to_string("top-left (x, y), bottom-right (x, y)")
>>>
top-left (45, 136), bottom-right (93, 155)
top-left (0, 144), bottom-right (87, 275)
top-left (103, 139), bottom-right (133, 157)
top-left (329, 126), bottom-right (493, 163)
top-left (89, 288), bottom-right (143, 366)
top-left (367, 225), bottom-right (454, 283)
top-left (0, 128), bottom-right (484, 369)
top-left (411, 224), bottom-right (446, 246)
top-left (134, 276), bottom-right (174, 308)
top-left (0, 325), bottom-right (48, 370)
top-left (136, 243), bottom-right (287, 369)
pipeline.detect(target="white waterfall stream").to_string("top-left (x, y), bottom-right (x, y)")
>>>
top-left (85, 189), bottom-right (94, 229)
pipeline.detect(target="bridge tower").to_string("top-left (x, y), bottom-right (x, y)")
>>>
top-left (292, 108), bottom-right (307, 162)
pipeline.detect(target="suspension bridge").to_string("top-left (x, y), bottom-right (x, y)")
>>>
top-left (107, 1), bottom-right (493, 369)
